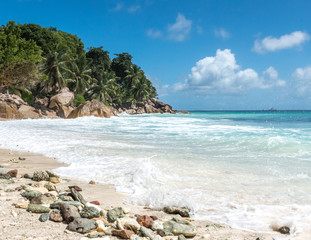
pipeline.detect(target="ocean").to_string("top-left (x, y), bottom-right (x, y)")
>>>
top-left (1, 111), bottom-right (311, 234)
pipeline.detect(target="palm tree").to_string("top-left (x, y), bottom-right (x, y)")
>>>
top-left (88, 70), bottom-right (119, 104)
top-left (42, 50), bottom-right (71, 92)
top-left (66, 54), bottom-right (92, 94)
top-left (130, 76), bottom-right (151, 102)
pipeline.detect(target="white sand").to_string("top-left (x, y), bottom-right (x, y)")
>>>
top-left (0, 148), bottom-right (291, 240)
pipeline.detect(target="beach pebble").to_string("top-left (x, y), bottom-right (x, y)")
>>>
top-left (13, 202), bottom-right (28, 209)
top-left (46, 170), bottom-right (59, 178)
top-left (23, 173), bottom-right (33, 179)
top-left (117, 217), bottom-right (141, 232)
top-left (27, 204), bottom-right (50, 213)
top-left (140, 226), bottom-right (155, 240)
top-left (70, 188), bottom-right (86, 204)
top-left (67, 217), bottom-right (97, 233)
top-left (49, 211), bottom-right (63, 222)
top-left (49, 177), bottom-right (61, 184)
top-left (90, 200), bottom-right (100, 205)
top-left (21, 190), bottom-right (42, 200)
top-left (122, 207), bottom-right (131, 214)
top-left (80, 206), bottom-right (100, 219)
top-left (33, 170), bottom-right (50, 182)
top-left (89, 180), bottom-right (96, 184)
top-left (69, 185), bottom-right (82, 191)
top-left (18, 157), bottom-right (26, 160)
top-left (163, 206), bottom-right (190, 218)
top-left (151, 220), bottom-right (164, 231)
top-left (137, 215), bottom-right (154, 228)
top-left (108, 207), bottom-right (124, 222)
top-left (130, 235), bottom-right (148, 240)
top-left (39, 213), bottom-right (50, 222)
top-left (163, 218), bottom-right (196, 237)
top-left (59, 194), bottom-right (74, 201)
top-left (278, 226), bottom-right (290, 234)
top-left (59, 203), bottom-right (80, 223)
top-left (30, 193), bottom-right (56, 205)
top-left (7, 169), bottom-right (18, 178)
top-left (157, 229), bottom-right (174, 237)
top-left (112, 229), bottom-right (135, 239)
top-left (178, 235), bottom-right (187, 240)
top-left (86, 231), bottom-right (105, 238)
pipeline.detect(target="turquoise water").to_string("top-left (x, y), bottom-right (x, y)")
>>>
top-left (0, 111), bottom-right (311, 234)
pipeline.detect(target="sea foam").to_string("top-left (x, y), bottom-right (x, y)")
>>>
top-left (0, 111), bottom-right (311, 234)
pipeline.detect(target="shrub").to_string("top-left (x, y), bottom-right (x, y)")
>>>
top-left (73, 94), bottom-right (86, 107)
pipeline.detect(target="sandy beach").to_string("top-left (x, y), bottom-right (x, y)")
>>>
top-left (0, 148), bottom-right (287, 240)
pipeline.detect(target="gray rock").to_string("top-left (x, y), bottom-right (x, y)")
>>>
top-left (59, 203), bottom-right (80, 223)
top-left (80, 206), bottom-right (100, 219)
top-left (87, 232), bottom-right (106, 238)
top-left (27, 204), bottom-right (50, 213)
top-left (0, 172), bottom-right (11, 179)
top-left (157, 229), bottom-right (173, 237)
top-left (163, 218), bottom-right (196, 237)
top-left (46, 170), bottom-right (60, 178)
top-left (140, 226), bottom-right (154, 240)
top-left (39, 213), bottom-right (50, 222)
top-left (59, 194), bottom-right (74, 201)
top-left (30, 193), bottom-right (56, 204)
top-left (21, 190), bottom-right (42, 200)
top-left (163, 206), bottom-right (190, 217)
top-left (33, 170), bottom-right (50, 182)
top-left (66, 217), bottom-right (96, 233)
top-left (178, 234), bottom-right (187, 240)
top-left (279, 226), bottom-right (290, 234)
top-left (70, 188), bottom-right (86, 205)
top-left (23, 173), bottom-right (33, 179)
top-left (50, 201), bottom-right (83, 209)
top-left (151, 220), bottom-right (164, 231)
top-left (107, 207), bottom-right (124, 222)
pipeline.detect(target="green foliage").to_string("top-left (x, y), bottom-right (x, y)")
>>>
top-left (73, 93), bottom-right (86, 107)
top-left (42, 50), bottom-right (72, 92)
top-left (66, 53), bottom-right (92, 94)
top-left (21, 89), bottom-right (35, 105)
top-left (0, 20), bottom-right (158, 108)
top-left (20, 23), bottom-right (84, 58)
top-left (111, 53), bottom-right (133, 81)
top-left (0, 21), bottom-right (42, 90)
top-left (86, 47), bottom-right (111, 80)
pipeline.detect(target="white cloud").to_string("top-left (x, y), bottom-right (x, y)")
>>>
top-left (167, 13), bottom-right (192, 41)
top-left (146, 29), bottom-right (162, 39)
top-left (174, 49), bottom-right (284, 95)
top-left (292, 66), bottom-right (311, 97)
top-left (214, 28), bottom-right (230, 39)
top-left (254, 31), bottom-right (310, 53)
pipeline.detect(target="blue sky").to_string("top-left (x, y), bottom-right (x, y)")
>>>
top-left (2, 0), bottom-right (311, 110)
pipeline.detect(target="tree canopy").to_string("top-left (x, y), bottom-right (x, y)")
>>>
top-left (0, 21), bottom-right (157, 106)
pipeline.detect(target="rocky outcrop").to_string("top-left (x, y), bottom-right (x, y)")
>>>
top-left (49, 87), bottom-right (74, 109)
top-left (0, 93), bottom-right (41, 119)
top-left (48, 88), bottom-right (75, 118)
top-left (121, 98), bottom-right (177, 115)
top-left (67, 99), bottom-right (117, 119)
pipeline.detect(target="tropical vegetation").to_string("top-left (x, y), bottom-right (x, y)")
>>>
top-left (0, 21), bottom-right (157, 107)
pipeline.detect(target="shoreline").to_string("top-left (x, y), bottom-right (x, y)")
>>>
top-left (0, 148), bottom-right (283, 240)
